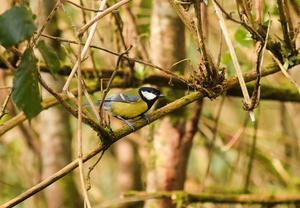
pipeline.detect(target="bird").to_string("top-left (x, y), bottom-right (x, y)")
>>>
top-left (102, 86), bottom-right (164, 130)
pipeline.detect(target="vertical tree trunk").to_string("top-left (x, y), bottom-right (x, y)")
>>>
top-left (145, 1), bottom-right (202, 208)
top-left (37, 1), bottom-right (82, 207)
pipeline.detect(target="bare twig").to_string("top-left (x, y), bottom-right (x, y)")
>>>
top-left (247, 20), bottom-right (271, 110)
top-left (76, 36), bottom-right (92, 208)
top-left (221, 116), bottom-right (249, 151)
top-left (244, 109), bottom-right (259, 192)
top-left (0, 90), bottom-right (12, 118)
top-left (62, 0), bottom-right (108, 93)
top-left (269, 52), bottom-right (300, 95)
top-left (81, 79), bottom-right (100, 121)
top-left (78, 0), bottom-right (131, 35)
top-left (65, 0), bottom-right (104, 12)
top-left (212, 0), bottom-right (255, 121)
top-left (32, 0), bottom-right (62, 46)
top-left (86, 150), bottom-right (105, 190)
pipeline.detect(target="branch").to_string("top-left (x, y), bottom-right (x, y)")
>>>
top-left (115, 191), bottom-right (300, 205)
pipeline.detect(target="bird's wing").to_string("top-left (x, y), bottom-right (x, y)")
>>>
top-left (104, 93), bottom-right (140, 103)
top-left (103, 93), bottom-right (140, 111)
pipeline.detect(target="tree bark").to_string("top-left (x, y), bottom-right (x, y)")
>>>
top-left (145, 1), bottom-right (202, 207)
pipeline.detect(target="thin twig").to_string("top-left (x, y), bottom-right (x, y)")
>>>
top-left (65, 0), bottom-right (104, 12)
top-left (221, 116), bottom-right (249, 151)
top-left (77, 35), bottom-right (92, 208)
top-left (247, 20), bottom-right (271, 110)
top-left (62, 0), bottom-right (108, 93)
top-left (78, 0), bottom-right (131, 35)
top-left (269, 52), bottom-right (300, 95)
top-left (212, 0), bottom-right (255, 121)
top-left (244, 109), bottom-right (259, 192)
top-left (0, 91), bottom-right (12, 118)
top-left (81, 79), bottom-right (100, 121)
top-left (32, 0), bottom-right (62, 46)
top-left (86, 149), bottom-right (106, 190)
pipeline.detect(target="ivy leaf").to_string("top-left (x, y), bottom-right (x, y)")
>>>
top-left (234, 28), bottom-right (253, 47)
top-left (37, 40), bottom-right (60, 75)
top-left (0, 6), bottom-right (36, 47)
top-left (12, 48), bottom-right (42, 120)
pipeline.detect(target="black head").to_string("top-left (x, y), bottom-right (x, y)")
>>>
top-left (138, 87), bottom-right (163, 108)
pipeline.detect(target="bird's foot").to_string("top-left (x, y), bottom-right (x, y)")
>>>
top-left (141, 114), bottom-right (150, 124)
top-left (117, 116), bottom-right (135, 131)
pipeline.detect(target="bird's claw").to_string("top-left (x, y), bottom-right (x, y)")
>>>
top-left (142, 114), bottom-right (150, 124)
top-left (126, 121), bottom-right (136, 131)
top-left (116, 116), bottom-right (136, 131)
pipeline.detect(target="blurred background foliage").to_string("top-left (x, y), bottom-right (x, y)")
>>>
top-left (0, 0), bottom-right (300, 207)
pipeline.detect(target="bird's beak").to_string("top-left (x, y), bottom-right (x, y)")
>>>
top-left (159, 93), bottom-right (164, 98)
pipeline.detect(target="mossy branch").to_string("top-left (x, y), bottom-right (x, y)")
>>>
top-left (118, 191), bottom-right (300, 206)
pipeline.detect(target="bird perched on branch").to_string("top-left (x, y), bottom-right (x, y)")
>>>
top-left (102, 87), bottom-right (164, 130)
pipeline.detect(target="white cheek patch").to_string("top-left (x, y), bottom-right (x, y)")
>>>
top-left (141, 91), bottom-right (157, 100)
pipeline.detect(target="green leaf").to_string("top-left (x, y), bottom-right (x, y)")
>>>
top-left (0, 6), bottom-right (36, 47)
top-left (12, 48), bottom-right (42, 120)
top-left (37, 40), bottom-right (60, 75)
top-left (234, 28), bottom-right (253, 47)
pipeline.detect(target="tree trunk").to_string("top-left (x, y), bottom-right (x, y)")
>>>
top-left (145, 1), bottom-right (202, 207)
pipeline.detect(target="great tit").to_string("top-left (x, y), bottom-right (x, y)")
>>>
top-left (103, 87), bottom-right (164, 130)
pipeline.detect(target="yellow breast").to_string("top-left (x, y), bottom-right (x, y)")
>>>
top-left (110, 100), bottom-right (148, 119)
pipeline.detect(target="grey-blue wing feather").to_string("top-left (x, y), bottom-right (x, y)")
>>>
top-left (103, 93), bottom-right (140, 110)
